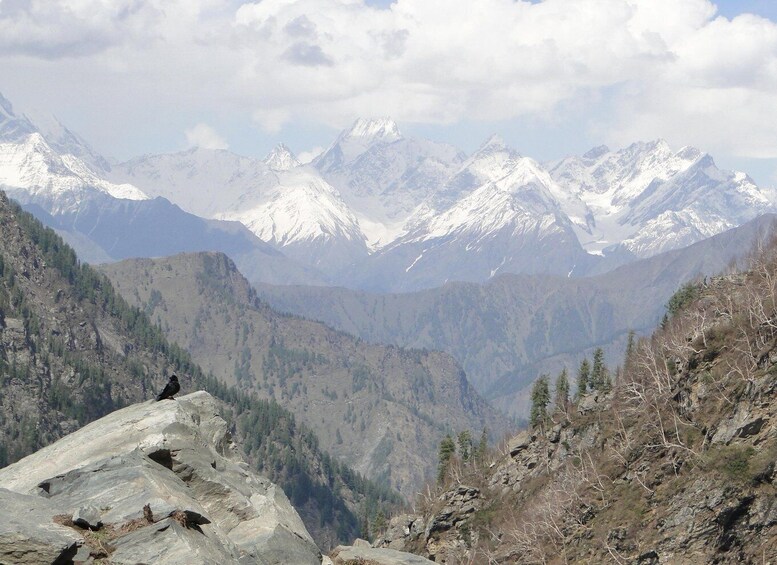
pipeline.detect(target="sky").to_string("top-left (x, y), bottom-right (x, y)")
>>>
top-left (2, 0), bottom-right (777, 185)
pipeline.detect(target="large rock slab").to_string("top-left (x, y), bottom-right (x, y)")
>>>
top-left (0, 392), bottom-right (321, 565)
top-left (330, 545), bottom-right (435, 565)
top-left (0, 488), bottom-right (82, 564)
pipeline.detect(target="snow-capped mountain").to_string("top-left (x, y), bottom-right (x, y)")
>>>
top-left (1, 93), bottom-right (111, 173)
top-left (549, 140), bottom-right (777, 259)
top-left (0, 133), bottom-right (148, 214)
top-left (353, 154), bottom-right (589, 290)
top-left (112, 146), bottom-right (368, 275)
top-left (314, 118), bottom-right (465, 248)
top-left (223, 166), bottom-right (368, 272)
top-left (0, 94), bottom-right (148, 213)
top-left (0, 93), bottom-right (320, 284)
top-left (264, 143), bottom-right (301, 171)
top-left (111, 147), bottom-right (277, 218)
top-left (0, 93), bottom-right (37, 142)
top-left (3, 87), bottom-right (774, 292)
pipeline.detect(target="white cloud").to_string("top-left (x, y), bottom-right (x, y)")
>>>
top-left (3, 0), bottom-right (777, 160)
top-left (185, 123), bottom-right (229, 150)
top-left (297, 146), bottom-right (324, 164)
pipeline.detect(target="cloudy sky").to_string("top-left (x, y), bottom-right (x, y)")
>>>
top-left (2, 0), bottom-right (777, 184)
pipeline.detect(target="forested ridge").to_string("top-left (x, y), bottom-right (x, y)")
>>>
top-left (0, 191), bottom-right (399, 548)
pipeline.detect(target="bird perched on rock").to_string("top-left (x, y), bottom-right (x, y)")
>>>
top-left (156, 374), bottom-right (180, 401)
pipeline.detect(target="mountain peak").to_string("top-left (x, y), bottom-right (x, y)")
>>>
top-left (479, 134), bottom-right (508, 151)
top-left (675, 145), bottom-right (702, 162)
top-left (0, 92), bottom-right (37, 143)
top-left (582, 145), bottom-right (610, 160)
top-left (0, 92), bottom-right (15, 119)
top-left (345, 117), bottom-right (402, 142)
top-left (264, 143), bottom-right (301, 171)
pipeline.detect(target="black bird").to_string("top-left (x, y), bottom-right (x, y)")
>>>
top-left (156, 374), bottom-right (180, 401)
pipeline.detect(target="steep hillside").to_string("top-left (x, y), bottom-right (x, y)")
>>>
top-left (257, 214), bottom-right (777, 418)
top-left (374, 246), bottom-right (777, 563)
top-left (0, 191), bottom-right (398, 548)
top-left (100, 252), bottom-right (509, 499)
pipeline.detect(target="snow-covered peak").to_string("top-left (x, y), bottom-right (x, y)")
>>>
top-left (344, 117), bottom-right (402, 143)
top-left (0, 132), bottom-right (149, 213)
top-left (315, 117), bottom-right (404, 172)
top-left (446, 134), bottom-right (522, 190)
top-left (264, 143), bottom-right (301, 171)
top-left (582, 145), bottom-right (610, 160)
top-left (0, 92), bottom-right (37, 143)
top-left (228, 170), bottom-right (364, 245)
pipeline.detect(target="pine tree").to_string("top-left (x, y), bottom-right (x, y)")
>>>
top-left (529, 374), bottom-right (550, 432)
top-left (457, 430), bottom-right (472, 462)
top-left (576, 358), bottom-right (590, 399)
top-left (554, 368), bottom-right (570, 413)
top-left (591, 347), bottom-right (611, 392)
top-left (437, 434), bottom-right (456, 484)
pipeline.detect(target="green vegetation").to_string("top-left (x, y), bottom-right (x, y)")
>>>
top-left (529, 374), bottom-right (550, 431)
top-left (554, 368), bottom-right (569, 412)
top-left (576, 358), bottom-right (590, 399)
top-left (437, 434), bottom-right (456, 484)
top-left (665, 281), bottom-right (702, 319)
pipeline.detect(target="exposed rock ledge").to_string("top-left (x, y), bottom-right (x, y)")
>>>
top-left (0, 391), bottom-right (322, 564)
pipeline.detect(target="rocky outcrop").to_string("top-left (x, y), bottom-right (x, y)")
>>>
top-left (330, 544), bottom-right (435, 564)
top-left (0, 391), bottom-right (322, 564)
top-left (374, 486), bottom-right (484, 562)
top-left (0, 488), bottom-right (81, 564)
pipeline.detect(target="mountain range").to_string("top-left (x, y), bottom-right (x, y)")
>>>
top-left (3, 91), bottom-right (773, 294)
top-left (110, 115), bottom-right (776, 291)
top-left (4, 88), bottom-right (777, 419)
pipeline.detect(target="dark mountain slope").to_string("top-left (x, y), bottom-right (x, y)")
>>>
top-left (13, 191), bottom-right (325, 286)
top-left (100, 252), bottom-right (510, 499)
top-left (0, 191), bottom-right (398, 548)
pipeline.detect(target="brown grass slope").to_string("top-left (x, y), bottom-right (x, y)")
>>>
top-left (377, 241), bottom-right (777, 564)
top-left (100, 252), bottom-right (509, 500)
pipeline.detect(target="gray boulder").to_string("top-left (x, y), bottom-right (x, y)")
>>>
top-left (0, 488), bottom-right (82, 564)
top-left (330, 545), bottom-right (436, 564)
top-left (0, 391), bottom-right (321, 565)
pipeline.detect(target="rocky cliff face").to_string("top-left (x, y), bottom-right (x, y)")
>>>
top-left (0, 391), bottom-right (321, 564)
top-left (374, 266), bottom-right (777, 563)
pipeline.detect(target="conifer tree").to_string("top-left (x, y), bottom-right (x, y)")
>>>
top-left (554, 368), bottom-right (570, 412)
top-left (591, 347), bottom-right (606, 390)
top-left (475, 428), bottom-right (488, 463)
top-left (576, 358), bottom-right (590, 399)
top-left (457, 430), bottom-right (472, 462)
top-left (437, 434), bottom-right (456, 484)
top-left (529, 374), bottom-right (550, 432)
top-left (591, 347), bottom-right (612, 392)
